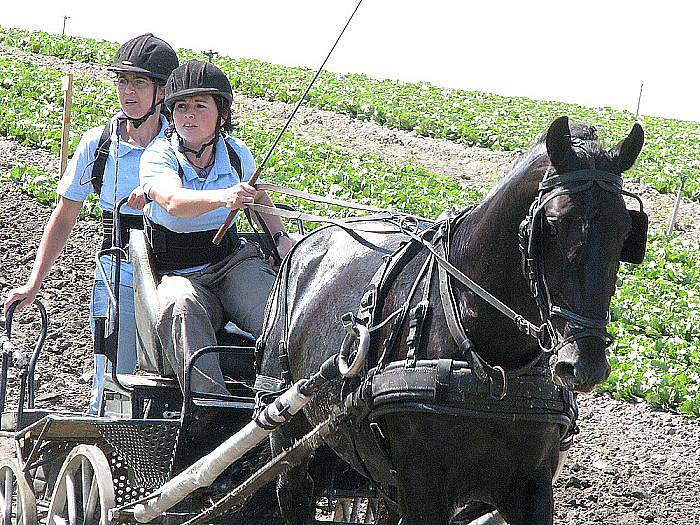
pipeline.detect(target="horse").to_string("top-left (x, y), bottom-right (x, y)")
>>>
top-left (257, 115), bottom-right (646, 524)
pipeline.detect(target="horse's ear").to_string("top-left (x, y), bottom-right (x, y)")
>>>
top-left (546, 116), bottom-right (573, 171)
top-left (610, 122), bottom-right (644, 174)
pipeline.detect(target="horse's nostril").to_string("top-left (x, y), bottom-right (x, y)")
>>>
top-left (555, 361), bottom-right (576, 380)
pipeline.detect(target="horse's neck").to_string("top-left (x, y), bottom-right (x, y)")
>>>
top-left (448, 171), bottom-right (542, 364)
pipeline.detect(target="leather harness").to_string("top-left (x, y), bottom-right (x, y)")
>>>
top-left (253, 166), bottom-right (648, 509)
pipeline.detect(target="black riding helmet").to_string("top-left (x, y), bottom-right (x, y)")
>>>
top-left (108, 34), bottom-right (179, 127)
top-left (165, 60), bottom-right (234, 157)
top-left (108, 33), bottom-right (179, 81)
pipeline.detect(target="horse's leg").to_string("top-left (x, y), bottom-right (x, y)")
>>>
top-left (270, 418), bottom-right (316, 525)
top-left (499, 469), bottom-right (553, 525)
top-left (394, 465), bottom-right (449, 525)
top-left (398, 497), bottom-right (450, 525)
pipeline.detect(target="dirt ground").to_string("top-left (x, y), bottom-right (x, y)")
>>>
top-left (0, 45), bottom-right (699, 524)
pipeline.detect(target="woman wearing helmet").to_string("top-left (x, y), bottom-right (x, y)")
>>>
top-left (3, 34), bottom-right (179, 414)
top-left (140, 59), bottom-right (293, 395)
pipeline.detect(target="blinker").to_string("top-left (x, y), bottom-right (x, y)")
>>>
top-left (620, 209), bottom-right (648, 264)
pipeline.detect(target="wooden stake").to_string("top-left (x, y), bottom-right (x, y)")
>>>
top-left (666, 174), bottom-right (687, 236)
top-left (59, 73), bottom-right (73, 179)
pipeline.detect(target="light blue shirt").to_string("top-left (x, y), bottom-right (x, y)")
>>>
top-left (58, 113), bottom-right (169, 285)
top-left (58, 113), bottom-right (169, 215)
top-left (140, 134), bottom-right (256, 274)
top-left (140, 134), bottom-right (256, 233)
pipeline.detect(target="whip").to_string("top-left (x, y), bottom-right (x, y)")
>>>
top-left (213, 0), bottom-right (366, 244)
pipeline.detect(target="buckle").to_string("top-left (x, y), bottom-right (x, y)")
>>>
top-left (488, 366), bottom-right (508, 400)
top-left (341, 312), bottom-right (360, 338)
top-left (537, 324), bottom-right (555, 352)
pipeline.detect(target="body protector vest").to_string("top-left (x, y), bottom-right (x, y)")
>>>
top-left (144, 141), bottom-right (243, 272)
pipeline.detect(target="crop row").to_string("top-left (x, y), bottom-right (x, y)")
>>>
top-left (0, 56), bottom-right (481, 219)
top-left (0, 26), bottom-right (697, 201)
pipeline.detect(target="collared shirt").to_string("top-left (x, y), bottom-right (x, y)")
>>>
top-left (140, 134), bottom-right (256, 233)
top-left (57, 113), bottom-right (168, 285)
top-left (58, 113), bottom-right (169, 215)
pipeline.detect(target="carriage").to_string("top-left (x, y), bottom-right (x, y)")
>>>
top-left (0, 200), bottom-right (379, 525)
top-left (0, 116), bottom-right (649, 525)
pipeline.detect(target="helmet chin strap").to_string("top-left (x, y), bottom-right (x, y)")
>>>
top-left (177, 130), bottom-right (219, 158)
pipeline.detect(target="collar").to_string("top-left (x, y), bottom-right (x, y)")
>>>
top-left (112, 113), bottom-right (168, 158)
top-left (172, 135), bottom-right (234, 183)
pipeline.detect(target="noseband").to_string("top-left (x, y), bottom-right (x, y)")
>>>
top-left (518, 169), bottom-right (647, 354)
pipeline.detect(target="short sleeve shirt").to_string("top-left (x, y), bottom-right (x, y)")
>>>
top-left (140, 134), bottom-right (256, 232)
top-left (57, 113), bottom-right (168, 285)
top-left (58, 113), bottom-right (169, 215)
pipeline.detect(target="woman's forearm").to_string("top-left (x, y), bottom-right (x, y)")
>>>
top-left (26, 197), bottom-right (83, 288)
top-left (150, 185), bottom-right (226, 218)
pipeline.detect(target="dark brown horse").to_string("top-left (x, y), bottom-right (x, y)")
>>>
top-left (258, 116), bottom-right (645, 524)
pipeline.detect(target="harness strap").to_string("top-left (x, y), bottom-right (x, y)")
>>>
top-left (91, 121), bottom-right (112, 196)
top-left (414, 222), bottom-right (543, 340)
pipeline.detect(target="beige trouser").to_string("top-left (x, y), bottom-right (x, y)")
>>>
top-left (155, 242), bottom-right (276, 395)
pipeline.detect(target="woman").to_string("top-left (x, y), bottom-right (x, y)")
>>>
top-left (3, 34), bottom-right (179, 414)
top-left (140, 59), bottom-right (293, 395)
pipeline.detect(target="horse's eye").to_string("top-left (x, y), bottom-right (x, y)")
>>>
top-left (545, 217), bottom-right (559, 236)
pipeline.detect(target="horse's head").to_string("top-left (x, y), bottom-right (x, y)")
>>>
top-left (529, 116), bottom-right (645, 393)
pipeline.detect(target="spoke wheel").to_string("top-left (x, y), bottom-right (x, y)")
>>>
top-left (46, 445), bottom-right (115, 525)
top-left (332, 496), bottom-right (377, 523)
top-left (0, 459), bottom-right (37, 525)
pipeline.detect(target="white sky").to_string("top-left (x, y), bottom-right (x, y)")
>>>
top-left (2, 1), bottom-right (699, 122)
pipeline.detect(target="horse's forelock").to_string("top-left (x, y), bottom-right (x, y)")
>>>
top-left (484, 122), bottom-right (615, 203)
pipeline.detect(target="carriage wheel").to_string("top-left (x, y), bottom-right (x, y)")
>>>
top-left (0, 459), bottom-right (37, 525)
top-left (46, 445), bottom-right (115, 525)
top-left (331, 496), bottom-right (377, 523)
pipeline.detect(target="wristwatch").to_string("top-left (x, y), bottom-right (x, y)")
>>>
top-left (273, 230), bottom-right (290, 245)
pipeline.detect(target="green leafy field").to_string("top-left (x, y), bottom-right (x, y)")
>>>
top-left (0, 56), bottom-right (481, 219)
top-left (0, 37), bottom-right (698, 417)
top-left (0, 25), bottom-right (697, 200)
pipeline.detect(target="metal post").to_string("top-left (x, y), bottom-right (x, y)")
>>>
top-left (635, 81), bottom-right (644, 119)
top-left (203, 50), bottom-right (218, 63)
top-left (62, 16), bottom-right (71, 35)
top-left (666, 174), bottom-right (688, 235)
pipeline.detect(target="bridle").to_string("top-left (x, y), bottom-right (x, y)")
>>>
top-left (391, 167), bottom-right (647, 397)
top-left (518, 168), bottom-right (647, 355)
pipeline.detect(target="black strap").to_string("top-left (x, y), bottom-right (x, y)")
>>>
top-left (101, 211), bottom-right (143, 250)
top-left (225, 141), bottom-right (243, 180)
top-left (176, 139), bottom-right (243, 181)
top-left (91, 121), bottom-right (112, 196)
top-left (144, 217), bottom-right (239, 272)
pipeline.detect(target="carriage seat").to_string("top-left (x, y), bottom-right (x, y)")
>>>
top-left (128, 229), bottom-right (255, 381)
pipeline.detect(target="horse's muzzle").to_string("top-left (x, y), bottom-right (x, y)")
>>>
top-left (550, 336), bottom-right (611, 393)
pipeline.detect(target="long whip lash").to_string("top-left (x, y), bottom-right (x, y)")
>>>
top-left (212, 0), bottom-right (366, 244)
